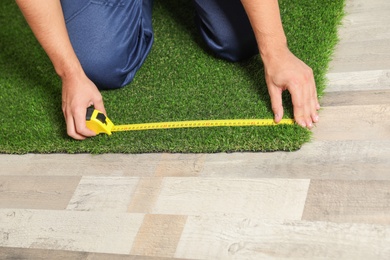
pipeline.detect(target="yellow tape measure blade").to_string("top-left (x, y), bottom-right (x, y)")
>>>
top-left (112, 118), bottom-right (294, 132)
top-left (86, 108), bottom-right (295, 135)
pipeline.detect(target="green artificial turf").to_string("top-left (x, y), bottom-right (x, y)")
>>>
top-left (0, 0), bottom-right (345, 154)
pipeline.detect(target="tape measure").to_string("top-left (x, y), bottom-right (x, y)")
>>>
top-left (86, 107), bottom-right (295, 135)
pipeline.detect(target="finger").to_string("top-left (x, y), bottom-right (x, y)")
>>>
top-left (74, 108), bottom-right (97, 138)
top-left (289, 83), bottom-right (307, 128)
top-left (312, 112), bottom-right (319, 124)
top-left (63, 105), bottom-right (86, 140)
top-left (309, 77), bottom-right (320, 124)
top-left (302, 96), bottom-right (315, 129)
top-left (293, 100), bottom-right (314, 129)
top-left (312, 81), bottom-right (321, 111)
top-left (311, 99), bottom-right (320, 124)
top-left (292, 82), bottom-right (319, 129)
top-left (268, 85), bottom-right (284, 123)
top-left (293, 106), bottom-right (306, 128)
top-left (65, 112), bottom-right (87, 140)
top-left (314, 90), bottom-right (321, 111)
top-left (298, 109), bottom-right (313, 129)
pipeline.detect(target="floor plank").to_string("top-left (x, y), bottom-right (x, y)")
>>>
top-left (312, 104), bottom-right (390, 141)
top-left (175, 217), bottom-right (390, 259)
top-left (127, 177), bottom-right (164, 213)
top-left (66, 176), bottom-right (140, 212)
top-left (338, 11), bottom-right (390, 42)
top-left (0, 176), bottom-right (80, 210)
top-left (345, 0), bottom-right (390, 12)
top-left (330, 39), bottom-right (390, 72)
top-left (0, 247), bottom-right (182, 260)
top-left (154, 154), bottom-right (206, 177)
top-left (326, 70), bottom-right (390, 92)
top-left (200, 140), bottom-right (390, 180)
top-left (150, 178), bottom-right (310, 219)
top-left (0, 209), bottom-right (144, 254)
top-left (303, 180), bottom-right (390, 224)
top-left (0, 154), bottom-right (161, 176)
top-left (0, 0), bottom-right (389, 258)
top-left (0, 247), bottom-right (89, 260)
top-left (130, 214), bottom-right (187, 257)
top-left (320, 90), bottom-right (390, 107)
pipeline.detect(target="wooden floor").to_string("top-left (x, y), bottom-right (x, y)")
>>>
top-left (1, 0), bottom-right (390, 259)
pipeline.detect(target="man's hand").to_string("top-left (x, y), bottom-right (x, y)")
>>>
top-left (264, 48), bottom-right (320, 128)
top-left (61, 72), bottom-right (106, 140)
top-left (16, 0), bottom-right (107, 139)
top-left (241, 0), bottom-right (320, 129)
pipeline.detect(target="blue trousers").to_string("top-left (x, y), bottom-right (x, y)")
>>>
top-left (61, 0), bottom-right (257, 89)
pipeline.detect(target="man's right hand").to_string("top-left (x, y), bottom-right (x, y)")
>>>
top-left (61, 72), bottom-right (106, 140)
top-left (15, 0), bottom-right (106, 140)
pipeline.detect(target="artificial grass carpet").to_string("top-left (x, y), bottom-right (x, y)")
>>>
top-left (0, 0), bottom-right (345, 154)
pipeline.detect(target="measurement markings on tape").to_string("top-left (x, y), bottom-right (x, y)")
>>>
top-left (86, 107), bottom-right (295, 136)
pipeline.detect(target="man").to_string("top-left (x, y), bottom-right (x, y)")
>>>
top-left (16, 0), bottom-right (320, 140)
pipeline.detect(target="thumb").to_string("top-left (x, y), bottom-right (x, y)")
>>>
top-left (268, 85), bottom-right (284, 123)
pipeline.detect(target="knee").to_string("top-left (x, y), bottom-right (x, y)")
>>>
top-left (76, 27), bottom-right (154, 90)
top-left (197, 19), bottom-right (258, 62)
top-left (205, 32), bottom-right (258, 62)
top-left (82, 59), bottom-right (129, 90)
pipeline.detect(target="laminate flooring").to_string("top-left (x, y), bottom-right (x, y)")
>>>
top-left (1, 0), bottom-right (389, 259)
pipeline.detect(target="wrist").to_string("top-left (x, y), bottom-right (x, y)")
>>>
top-left (55, 59), bottom-right (84, 81)
top-left (259, 37), bottom-right (288, 63)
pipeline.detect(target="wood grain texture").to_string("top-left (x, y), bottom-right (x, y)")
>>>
top-left (345, 0), bottom-right (390, 12)
top-left (152, 178), bottom-right (310, 219)
top-left (303, 180), bottom-right (390, 224)
top-left (330, 39), bottom-right (390, 73)
top-left (0, 176), bottom-right (80, 210)
top-left (326, 70), bottom-right (390, 92)
top-left (337, 11), bottom-right (390, 42)
top-left (0, 247), bottom-right (182, 260)
top-left (320, 90), bottom-right (390, 107)
top-left (329, 0), bottom-right (390, 74)
top-left (0, 154), bottom-right (161, 176)
top-left (200, 140), bottom-right (390, 180)
top-left (176, 216), bottom-right (390, 259)
top-left (66, 177), bottom-right (139, 212)
top-left (130, 214), bottom-right (187, 257)
top-left (0, 0), bottom-right (390, 259)
top-left (154, 153), bottom-right (206, 177)
top-left (0, 209), bottom-right (144, 254)
top-left (0, 247), bottom-right (89, 260)
top-left (127, 177), bottom-right (164, 214)
top-left (312, 104), bottom-right (390, 141)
